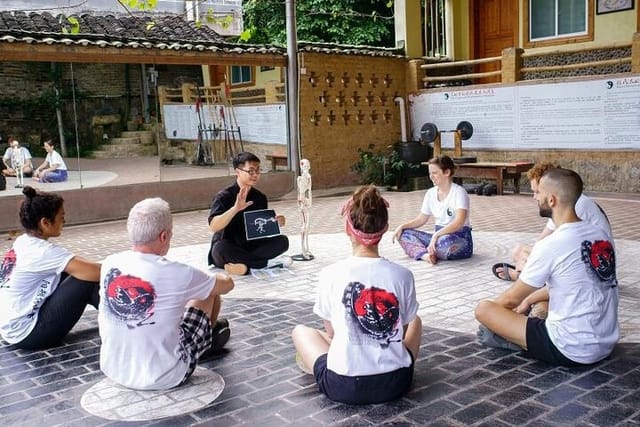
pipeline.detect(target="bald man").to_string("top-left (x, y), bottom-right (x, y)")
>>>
top-left (475, 168), bottom-right (619, 367)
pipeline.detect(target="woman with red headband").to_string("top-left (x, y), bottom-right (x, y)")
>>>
top-left (292, 185), bottom-right (422, 405)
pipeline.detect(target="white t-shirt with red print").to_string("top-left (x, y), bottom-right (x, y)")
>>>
top-left (314, 256), bottom-right (419, 376)
top-left (0, 234), bottom-right (74, 344)
top-left (98, 250), bottom-right (216, 390)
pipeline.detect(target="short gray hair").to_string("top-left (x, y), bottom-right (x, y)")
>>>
top-left (127, 198), bottom-right (173, 246)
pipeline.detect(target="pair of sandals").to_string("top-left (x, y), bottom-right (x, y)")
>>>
top-left (491, 262), bottom-right (519, 281)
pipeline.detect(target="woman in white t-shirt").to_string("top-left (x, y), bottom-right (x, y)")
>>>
top-left (0, 186), bottom-right (100, 349)
top-left (292, 185), bottom-right (422, 405)
top-left (33, 140), bottom-right (68, 183)
top-left (393, 155), bottom-right (473, 264)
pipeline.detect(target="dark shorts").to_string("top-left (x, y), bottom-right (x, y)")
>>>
top-left (313, 350), bottom-right (415, 405)
top-left (178, 307), bottom-right (213, 385)
top-left (525, 317), bottom-right (585, 367)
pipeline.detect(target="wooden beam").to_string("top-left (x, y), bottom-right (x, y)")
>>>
top-left (0, 43), bottom-right (287, 66)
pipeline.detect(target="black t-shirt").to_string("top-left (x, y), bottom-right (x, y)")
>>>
top-left (208, 182), bottom-right (269, 247)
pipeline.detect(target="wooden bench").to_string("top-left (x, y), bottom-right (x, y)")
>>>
top-left (422, 161), bottom-right (535, 195)
top-left (266, 154), bottom-right (288, 171)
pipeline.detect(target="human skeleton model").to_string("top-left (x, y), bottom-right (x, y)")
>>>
top-left (11, 145), bottom-right (25, 188)
top-left (296, 159), bottom-right (313, 259)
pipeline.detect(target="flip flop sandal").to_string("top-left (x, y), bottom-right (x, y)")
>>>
top-left (492, 262), bottom-right (517, 281)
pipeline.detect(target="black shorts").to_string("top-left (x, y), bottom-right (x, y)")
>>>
top-left (525, 317), bottom-right (585, 367)
top-left (313, 350), bottom-right (415, 405)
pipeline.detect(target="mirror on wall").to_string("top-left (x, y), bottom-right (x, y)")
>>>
top-left (0, 60), bottom-right (290, 200)
top-left (0, 60), bottom-right (162, 196)
top-left (157, 63), bottom-right (289, 182)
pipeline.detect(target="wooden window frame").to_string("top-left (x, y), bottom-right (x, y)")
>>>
top-left (523, 0), bottom-right (594, 48)
top-left (228, 65), bottom-right (255, 88)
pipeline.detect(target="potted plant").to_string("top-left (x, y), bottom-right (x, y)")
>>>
top-left (351, 144), bottom-right (386, 187)
top-left (351, 144), bottom-right (421, 190)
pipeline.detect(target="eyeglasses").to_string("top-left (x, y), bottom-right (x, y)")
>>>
top-left (237, 168), bottom-right (263, 176)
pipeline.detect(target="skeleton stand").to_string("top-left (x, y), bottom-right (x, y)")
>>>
top-left (292, 159), bottom-right (314, 261)
top-left (12, 148), bottom-right (25, 188)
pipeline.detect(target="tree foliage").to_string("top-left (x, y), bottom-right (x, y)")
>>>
top-left (241, 0), bottom-right (395, 47)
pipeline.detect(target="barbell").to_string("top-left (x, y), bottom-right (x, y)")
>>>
top-left (420, 121), bottom-right (474, 143)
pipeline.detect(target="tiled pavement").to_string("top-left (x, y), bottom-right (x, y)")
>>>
top-left (1, 189), bottom-right (639, 426)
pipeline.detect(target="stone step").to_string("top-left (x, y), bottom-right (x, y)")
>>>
top-left (90, 144), bottom-right (158, 159)
top-left (108, 136), bottom-right (142, 145)
top-left (121, 130), bottom-right (155, 145)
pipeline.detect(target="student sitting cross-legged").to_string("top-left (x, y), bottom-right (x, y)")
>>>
top-left (292, 185), bottom-right (422, 405)
top-left (475, 168), bottom-right (619, 367)
top-left (98, 197), bottom-right (234, 390)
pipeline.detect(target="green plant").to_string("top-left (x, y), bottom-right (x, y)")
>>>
top-left (351, 144), bottom-right (386, 186)
top-left (351, 144), bottom-right (419, 188)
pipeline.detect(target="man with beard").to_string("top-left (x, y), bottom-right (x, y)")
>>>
top-left (475, 168), bottom-right (619, 366)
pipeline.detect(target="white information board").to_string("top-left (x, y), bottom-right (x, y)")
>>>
top-left (409, 75), bottom-right (640, 150)
top-left (163, 103), bottom-right (287, 145)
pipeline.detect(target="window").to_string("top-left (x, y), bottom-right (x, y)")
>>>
top-left (525, 0), bottom-right (593, 47)
top-left (230, 65), bottom-right (253, 85)
top-left (424, 0), bottom-right (450, 58)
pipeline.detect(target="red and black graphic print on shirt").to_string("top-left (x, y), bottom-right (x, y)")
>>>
top-left (104, 268), bottom-right (156, 328)
top-left (0, 249), bottom-right (16, 288)
top-left (581, 240), bottom-right (616, 285)
top-left (342, 281), bottom-right (401, 347)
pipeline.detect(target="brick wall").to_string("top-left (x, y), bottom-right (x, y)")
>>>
top-left (298, 53), bottom-right (407, 188)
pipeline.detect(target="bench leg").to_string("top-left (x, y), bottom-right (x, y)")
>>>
top-left (514, 173), bottom-right (521, 194)
top-left (496, 168), bottom-right (505, 195)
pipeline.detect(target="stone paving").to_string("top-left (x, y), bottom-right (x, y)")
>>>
top-left (1, 190), bottom-right (639, 426)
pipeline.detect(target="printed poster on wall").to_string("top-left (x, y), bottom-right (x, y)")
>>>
top-left (409, 75), bottom-right (640, 150)
top-left (162, 103), bottom-right (287, 145)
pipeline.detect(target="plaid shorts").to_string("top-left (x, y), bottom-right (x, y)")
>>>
top-left (178, 307), bottom-right (213, 385)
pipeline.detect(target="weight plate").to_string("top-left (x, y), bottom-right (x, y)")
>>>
top-left (456, 121), bottom-right (474, 140)
top-left (420, 122), bottom-right (439, 143)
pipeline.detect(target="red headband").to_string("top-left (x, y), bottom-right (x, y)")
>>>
top-left (341, 198), bottom-right (389, 246)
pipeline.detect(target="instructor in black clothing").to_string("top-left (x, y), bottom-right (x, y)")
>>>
top-left (208, 152), bottom-right (289, 275)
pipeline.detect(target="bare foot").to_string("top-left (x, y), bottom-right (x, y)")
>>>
top-left (224, 263), bottom-right (248, 275)
top-left (421, 253), bottom-right (437, 264)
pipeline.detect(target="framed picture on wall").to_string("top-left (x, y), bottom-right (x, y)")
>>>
top-left (596, 0), bottom-right (634, 14)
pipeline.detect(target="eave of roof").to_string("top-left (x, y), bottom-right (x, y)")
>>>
top-left (0, 11), bottom-right (406, 62)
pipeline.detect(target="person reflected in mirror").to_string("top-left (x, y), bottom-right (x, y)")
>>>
top-left (292, 185), bottom-right (422, 405)
top-left (207, 152), bottom-right (289, 276)
top-left (99, 198), bottom-right (234, 390)
top-left (393, 155), bottom-right (473, 264)
top-left (33, 140), bottom-right (68, 183)
top-left (0, 186), bottom-right (100, 349)
top-left (2, 137), bottom-right (33, 178)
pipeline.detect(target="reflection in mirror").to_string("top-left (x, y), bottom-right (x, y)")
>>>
top-left (158, 63), bottom-right (288, 182)
top-left (0, 60), bottom-right (165, 197)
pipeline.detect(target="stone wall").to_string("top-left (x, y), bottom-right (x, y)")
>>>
top-left (298, 53), bottom-right (407, 188)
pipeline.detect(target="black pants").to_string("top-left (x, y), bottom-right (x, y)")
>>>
top-left (16, 273), bottom-right (100, 350)
top-left (210, 235), bottom-right (289, 271)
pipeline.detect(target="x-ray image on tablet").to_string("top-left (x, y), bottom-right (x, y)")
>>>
top-left (244, 209), bottom-right (281, 240)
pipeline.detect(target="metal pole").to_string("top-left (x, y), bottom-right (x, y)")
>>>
top-left (285, 0), bottom-right (300, 176)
